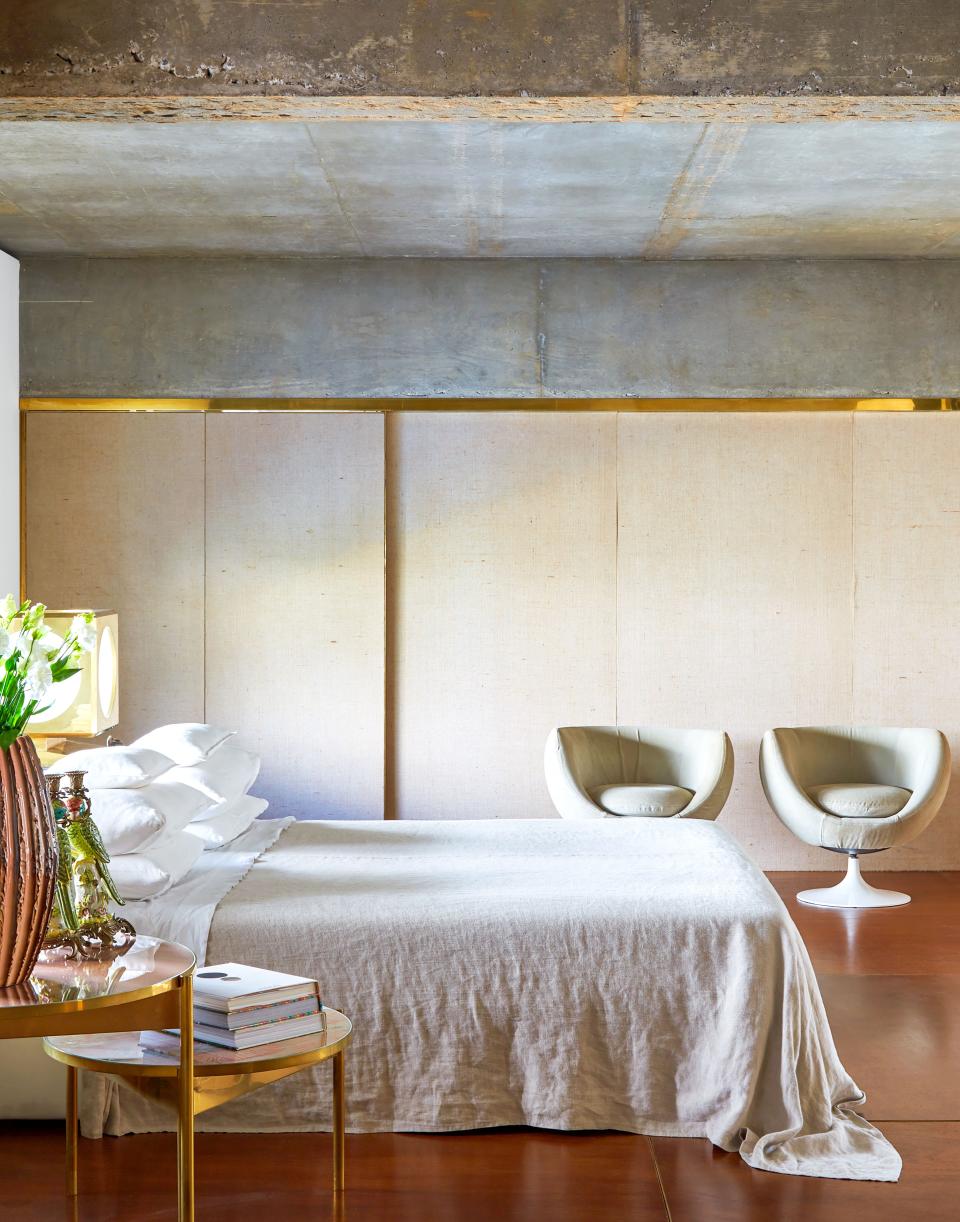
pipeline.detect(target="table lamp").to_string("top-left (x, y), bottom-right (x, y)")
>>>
top-left (27, 610), bottom-right (119, 762)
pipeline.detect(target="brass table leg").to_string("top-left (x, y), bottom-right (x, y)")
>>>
top-left (65, 1064), bottom-right (78, 1196)
top-left (332, 1050), bottom-right (346, 1192)
top-left (177, 971), bottom-right (195, 1222)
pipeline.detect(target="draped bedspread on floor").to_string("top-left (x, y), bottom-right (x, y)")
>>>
top-left (89, 818), bottom-right (900, 1181)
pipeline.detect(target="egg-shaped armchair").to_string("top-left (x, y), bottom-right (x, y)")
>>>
top-left (760, 726), bottom-right (951, 908)
top-left (544, 726), bottom-right (734, 822)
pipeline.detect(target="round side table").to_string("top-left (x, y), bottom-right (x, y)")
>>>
top-left (44, 1007), bottom-right (353, 1193)
top-left (0, 936), bottom-right (196, 1219)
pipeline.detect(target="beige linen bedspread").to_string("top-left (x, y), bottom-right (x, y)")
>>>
top-left (91, 818), bottom-right (900, 1180)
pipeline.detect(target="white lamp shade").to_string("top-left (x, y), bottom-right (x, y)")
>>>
top-left (27, 610), bottom-right (119, 737)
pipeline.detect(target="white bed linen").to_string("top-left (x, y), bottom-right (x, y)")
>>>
top-left (112, 817), bottom-right (292, 957)
top-left (88, 818), bottom-right (899, 1181)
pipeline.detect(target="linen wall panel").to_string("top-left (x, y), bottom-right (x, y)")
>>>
top-left (23, 409), bottom-right (960, 865)
top-left (204, 412), bottom-right (385, 819)
top-left (853, 413), bottom-right (960, 869)
top-left (389, 411), bottom-right (617, 820)
top-left (24, 411), bottom-right (205, 741)
top-left (616, 413), bottom-right (855, 870)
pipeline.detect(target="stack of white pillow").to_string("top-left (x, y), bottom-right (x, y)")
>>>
top-left (46, 723), bottom-right (266, 900)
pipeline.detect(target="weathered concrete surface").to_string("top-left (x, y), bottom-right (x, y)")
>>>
top-left (0, 1), bottom-right (627, 96)
top-left (1, 2), bottom-right (959, 98)
top-left (19, 257), bottom-right (541, 396)
top-left (20, 256), bottom-right (960, 397)
top-left (636, 0), bottom-right (960, 97)
top-left (540, 260), bottom-right (960, 396)
top-left (3, 117), bottom-right (960, 258)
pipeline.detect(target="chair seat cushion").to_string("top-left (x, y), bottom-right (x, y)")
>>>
top-left (807, 783), bottom-right (911, 820)
top-left (589, 783), bottom-right (695, 818)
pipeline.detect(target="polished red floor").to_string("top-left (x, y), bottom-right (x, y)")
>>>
top-left (5, 870), bottom-right (958, 1221)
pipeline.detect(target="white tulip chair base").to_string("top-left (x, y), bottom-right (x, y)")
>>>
top-left (797, 855), bottom-right (911, 909)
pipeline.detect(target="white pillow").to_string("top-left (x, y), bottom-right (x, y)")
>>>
top-left (109, 832), bottom-right (205, 901)
top-left (89, 781), bottom-right (211, 855)
top-left (185, 795), bottom-right (269, 849)
top-left (46, 746), bottom-right (174, 790)
top-left (166, 745), bottom-right (260, 804)
top-left (132, 723), bottom-right (236, 767)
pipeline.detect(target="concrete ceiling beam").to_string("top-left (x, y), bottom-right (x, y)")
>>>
top-left (1, 1), bottom-right (959, 100)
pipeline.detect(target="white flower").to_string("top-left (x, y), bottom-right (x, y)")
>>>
top-left (69, 614), bottom-right (97, 653)
top-left (0, 625), bottom-right (9, 658)
top-left (38, 628), bottom-right (61, 656)
top-left (14, 638), bottom-right (32, 669)
top-left (0, 593), bottom-right (16, 622)
top-left (16, 634), bottom-right (40, 666)
top-left (25, 657), bottom-right (53, 702)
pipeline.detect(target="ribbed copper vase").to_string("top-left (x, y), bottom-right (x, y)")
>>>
top-left (0, 736), bottom-right (58, 987)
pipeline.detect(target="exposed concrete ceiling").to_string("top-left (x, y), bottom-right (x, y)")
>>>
top-left (2, 0), bottom-right (959, 98)
top-left (2, 113), bottom-right (960, 259)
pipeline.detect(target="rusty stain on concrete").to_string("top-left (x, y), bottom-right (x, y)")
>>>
top-left (644, 123), bottom-right (748, 257)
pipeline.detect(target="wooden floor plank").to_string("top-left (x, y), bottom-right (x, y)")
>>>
top-left (818, 975), bottom-right (960, 1121)
top-left (769, 871), bottom-right (960, 976)
top-left (651, 1123), bottom-right (960, 1222)
top-left (2, 1125), bottom-right (669, 1221)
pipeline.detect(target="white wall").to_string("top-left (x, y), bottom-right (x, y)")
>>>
top-left (0, 251), bottom-right (18, 597)
top-left (0, 253), bottom-right (50, 1121)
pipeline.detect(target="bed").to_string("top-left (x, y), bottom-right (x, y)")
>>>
top-left (85, 817), bottom-right (900, 1181)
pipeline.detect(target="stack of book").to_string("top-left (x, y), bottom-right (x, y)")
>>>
top-left (140, 962), bottom-right (325, 1055)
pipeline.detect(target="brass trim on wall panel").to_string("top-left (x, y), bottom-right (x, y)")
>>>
top-left (19, 397), bottom-right (960, 414)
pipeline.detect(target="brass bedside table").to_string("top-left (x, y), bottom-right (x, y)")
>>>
top-left (44, 1006), bottom-right (353, 1195)
top-left (0, 936), bottom-right (196, 1219)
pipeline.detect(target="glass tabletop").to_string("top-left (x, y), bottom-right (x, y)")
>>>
top-left (0, 937), bottom-right (195, 1016)
top-left (44, 1008), bottom-right (353, 1076)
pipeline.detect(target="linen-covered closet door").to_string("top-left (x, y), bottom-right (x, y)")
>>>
top-left (616, 412), bottom-right (854, 871)
top-left (853, 412), bottom-right (960, 871)
top-left (205, 412), bottom-right (385, 821)
top-left (389, 410), bottom-right (617, 820)
top-left (25, 411), bottom-right (207, 740)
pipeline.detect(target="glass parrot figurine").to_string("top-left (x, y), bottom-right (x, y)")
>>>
top-left (61, 770), bottom-right (136, 961)
top-left (39, 774), bottom-right (83, 962)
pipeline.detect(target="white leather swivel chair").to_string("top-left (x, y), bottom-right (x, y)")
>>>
top-left (760, 726), bottom-right (951, 908)
top-left (545, 726), bottom-right (734, 822)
